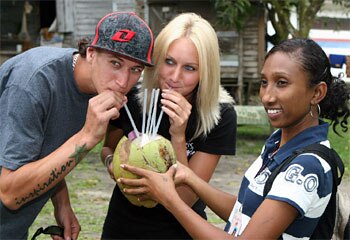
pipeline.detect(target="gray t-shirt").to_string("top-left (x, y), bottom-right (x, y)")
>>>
top-left (0, 46), bottom-right (93, 239)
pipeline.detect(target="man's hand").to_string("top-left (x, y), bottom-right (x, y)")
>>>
top-left (53, 205), bottom-right (80, 240)
top-left (81, 91), bottom-right (127, 149)
top-left (51, 181), bottom-right (81, 240)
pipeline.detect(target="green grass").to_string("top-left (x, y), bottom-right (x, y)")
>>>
top-left (236, 125), bottom-right (271, 155)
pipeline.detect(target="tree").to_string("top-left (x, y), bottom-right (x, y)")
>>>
top-left (214, 0), bottom-right (254, 104)
top-left (214, 0), bottom-right (350, 45)
top-left (265, 0), bottom-right (327, 45)
top-left (213, 0), bottom-right (349, 104)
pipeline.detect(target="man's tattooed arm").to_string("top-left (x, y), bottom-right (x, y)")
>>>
top-left (14, 144), bottom-right (89, 206)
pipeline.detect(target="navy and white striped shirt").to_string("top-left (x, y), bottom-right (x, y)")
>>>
top-left (225, 121), bottom-right (333, 239)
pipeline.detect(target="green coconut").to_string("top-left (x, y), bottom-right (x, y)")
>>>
top-left (113, 134), bottom-right (176, 208)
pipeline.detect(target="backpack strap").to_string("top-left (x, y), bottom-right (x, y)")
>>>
top-left (301, 143), bottom-right (344, 189)
top-left (263, 143), bottom-right (344, 197)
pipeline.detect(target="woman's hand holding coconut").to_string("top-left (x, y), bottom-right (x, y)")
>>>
top-left (119, 162), bottom-right (194, 209)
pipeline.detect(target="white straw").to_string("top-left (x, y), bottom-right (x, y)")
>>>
top-left (146, 89), bottom-right (155, 135)
top-left (154, 109), bottom-right (163, 138)
top-left (150, 89), bottom-right (160, 137)
top-left (141, 88), bottom-right (147, 137)
top-left (124, 104), bottom-right (140, 139)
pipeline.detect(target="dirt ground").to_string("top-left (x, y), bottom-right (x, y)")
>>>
top-left (30, 153), bottom-right (350, 239)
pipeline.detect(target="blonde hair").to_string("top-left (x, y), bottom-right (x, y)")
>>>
top-left (141, 12), bottom-right (234, 140)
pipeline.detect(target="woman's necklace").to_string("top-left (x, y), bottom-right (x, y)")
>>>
top-left (72, 54), bottom-right (79, 71)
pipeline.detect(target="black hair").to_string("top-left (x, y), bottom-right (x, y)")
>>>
top-left (266, 38), bottom-right (349, 135)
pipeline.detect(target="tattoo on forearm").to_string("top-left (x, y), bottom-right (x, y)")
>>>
top-left (14, 144), bottom-right (88, 206)
top-left (15, 159), bottom-right (74, 206)
top-left (69, 143), bottom-right (88, 165)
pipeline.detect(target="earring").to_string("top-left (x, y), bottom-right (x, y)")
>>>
top-left (317, 104), bottom-right (321, 116)
top-left (310, 104), bottom-right (321, 119)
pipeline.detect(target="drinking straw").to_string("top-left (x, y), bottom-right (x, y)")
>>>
top-left (154, 109), bottom-right (164, 138)
top-left (146, 89), bottom-right (155, 135)
top-left (150, 89), bottom-right (160, 137)
top-left (154, 87), bottom-right (169, 137)
top-left (124, 103), bottom-right (140, 139)
top-left (141, 88), bottom-right (147, 137)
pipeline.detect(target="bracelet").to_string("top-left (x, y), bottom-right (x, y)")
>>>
top-left (104, 154), bottom-right (113, 168)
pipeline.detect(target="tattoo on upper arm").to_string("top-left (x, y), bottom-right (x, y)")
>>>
top-left (14, 144), bottom-right (88, 206)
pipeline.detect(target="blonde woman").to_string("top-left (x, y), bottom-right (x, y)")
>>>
top-left (100, 12), bottom-right (237, 239)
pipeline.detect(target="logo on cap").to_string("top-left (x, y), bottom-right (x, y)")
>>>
top-left (112, 30), bottom-right (136, 42)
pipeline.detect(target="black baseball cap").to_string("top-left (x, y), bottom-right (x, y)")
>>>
top-left (90, 12), bottom-right (154, 66)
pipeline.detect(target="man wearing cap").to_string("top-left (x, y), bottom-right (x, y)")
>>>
top-left (0, 12), bottom-right (154, 240)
